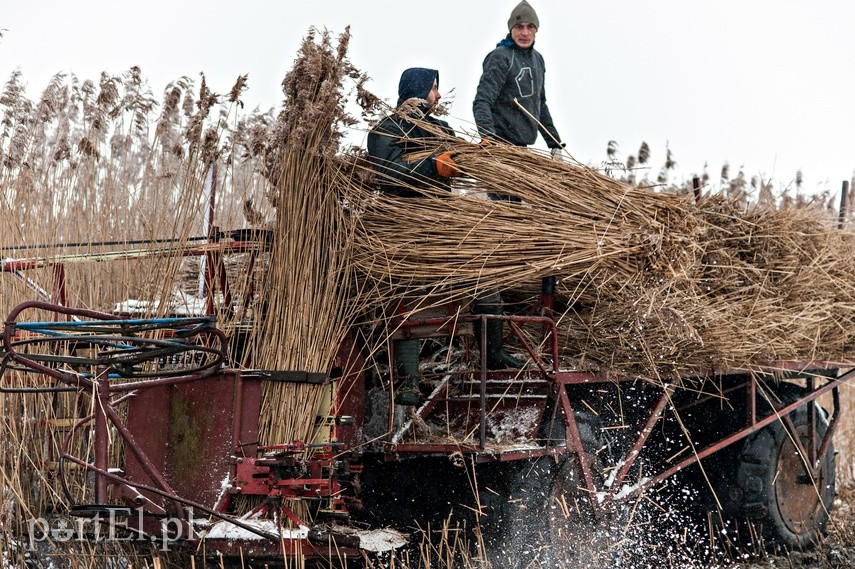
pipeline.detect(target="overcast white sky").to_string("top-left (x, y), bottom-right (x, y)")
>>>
top-left (2, 1), bottom-right (854, 196)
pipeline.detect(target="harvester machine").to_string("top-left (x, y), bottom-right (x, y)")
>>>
top-left (0, 230), bottom-right (846, 565)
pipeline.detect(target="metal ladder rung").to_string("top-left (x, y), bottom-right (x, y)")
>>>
top-left (442, 394), bottom-right (548, 401)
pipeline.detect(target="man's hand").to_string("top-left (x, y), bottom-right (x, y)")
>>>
top-left (550, 143), bottom-right (566, 162)
top-left (436, 151), bottom-right (461, 178)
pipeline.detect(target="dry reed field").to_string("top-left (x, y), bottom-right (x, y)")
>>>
top-left (1, 26), bottom-right (855, 568)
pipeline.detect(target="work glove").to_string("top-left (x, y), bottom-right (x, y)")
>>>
top-left (550, 143), bottom-right (566, 162)
top-left (435, 151), bottom-right (461, 178)
top-left (479, 138), bottom-right (493, 147)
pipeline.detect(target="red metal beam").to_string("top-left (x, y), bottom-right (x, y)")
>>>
top-left (603, 381), bottom-right (679, 504)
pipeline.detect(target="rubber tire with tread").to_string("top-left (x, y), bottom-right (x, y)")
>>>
top-left (737, 394), bottom-right (835, 550)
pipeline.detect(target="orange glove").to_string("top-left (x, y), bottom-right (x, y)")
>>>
top-left (435, 151), bottom-right (461, 178)
top-left (479, 138), bottom-right (492, 147)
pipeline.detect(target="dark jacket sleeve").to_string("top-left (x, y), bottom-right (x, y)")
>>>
top-left (472, 49), bottom-right (510, 140)
top-left (367, 118), bottom-right (440, 190)
top-left (536, 53), bottom-right (562, 148)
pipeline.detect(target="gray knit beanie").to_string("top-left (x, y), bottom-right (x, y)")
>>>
top-left (508, 0), bottom-right (539, 30)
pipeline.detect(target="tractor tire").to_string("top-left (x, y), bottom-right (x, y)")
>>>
top-left (737, 397), bottom-right (836, 551)
top-left (488, 411), bottom-right (609, 567)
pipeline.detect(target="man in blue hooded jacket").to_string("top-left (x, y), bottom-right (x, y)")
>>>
top-left (367, 69), bottom-right (522, 406)
top-left (367, 67), bottom-right (460, 197)
top-left (473, 1), bottom-right (563, 155)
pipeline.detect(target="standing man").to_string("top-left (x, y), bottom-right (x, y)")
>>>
top-left (473, 0), bottom-right (564, 156)
top-left (470, 2), bottom-right (556, 366)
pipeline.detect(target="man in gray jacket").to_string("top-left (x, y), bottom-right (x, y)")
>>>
top-left (473, 1), bottom-right (563, 155)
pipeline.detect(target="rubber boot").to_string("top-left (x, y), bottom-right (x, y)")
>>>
top-left (393, 338), bottom-right (421, 406)
top-left (486, 319), bottom-right (525, 370)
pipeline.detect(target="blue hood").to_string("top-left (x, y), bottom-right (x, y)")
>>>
top-left (397, 67), bottom-right (439, 107)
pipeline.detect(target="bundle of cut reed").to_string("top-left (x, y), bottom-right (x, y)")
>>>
top-left (696, 198), bottom-right (855, 361)
top-left (555, 194), bottom-right (855, 376)
top-left (342, 137), bottom-right (694, 319)
top-left (247, 28), bottom-right (362, 450)
top-left (339, 123), bottom-right (855, 379)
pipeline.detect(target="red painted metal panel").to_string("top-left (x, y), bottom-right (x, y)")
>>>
top-left (122, 370), bottom-right (260, 513)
